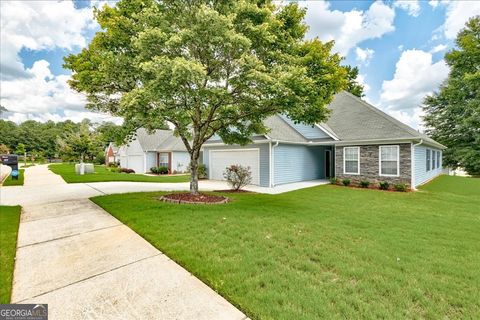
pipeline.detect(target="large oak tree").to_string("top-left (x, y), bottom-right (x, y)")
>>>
top-left (423, 16), bottom-right (480, 175)
top-left (65, 0), bottom-right (357, 193)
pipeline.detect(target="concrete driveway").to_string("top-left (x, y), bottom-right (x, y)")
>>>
top-left (1, 165), bottom-right (248, 320)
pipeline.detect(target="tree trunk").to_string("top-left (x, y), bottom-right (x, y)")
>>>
top-left (189, 150), bottom-right (201, 195)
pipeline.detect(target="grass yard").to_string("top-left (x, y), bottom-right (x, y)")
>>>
top-left (92, 175), bottom-right (480, 319)
top-left (0, 206), bottom-right (21, 303)
top-left (49, 163), bottom-right (190, 183)
top-left (2, 169), bottom-right (24, 186)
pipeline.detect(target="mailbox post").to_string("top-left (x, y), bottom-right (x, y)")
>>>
top-left (0, 154), bottom-right (19, 180)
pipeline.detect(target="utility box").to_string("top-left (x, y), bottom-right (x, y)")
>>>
top-left (75, 163), bottom-right (95, 174)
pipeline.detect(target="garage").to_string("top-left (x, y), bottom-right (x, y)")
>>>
top-left (123, 155), bottom-right (144, 173)
top-left (209, 149), bottom-right (260, 185)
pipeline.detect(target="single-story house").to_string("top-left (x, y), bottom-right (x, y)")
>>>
top-left (104, 142), bottom-right (119, 165)
top-left (202, 91), bottom-right (446, 189)
top-left (118, 129), bottom-right (190, 174)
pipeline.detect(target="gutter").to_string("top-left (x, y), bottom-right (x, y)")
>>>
top-left (269, 141), bottom-right (279, 187)
top-left (411, 139), bottom-right (423, 190)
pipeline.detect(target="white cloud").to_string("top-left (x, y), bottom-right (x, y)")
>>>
top-left (443, 1), bottom-right (480, 39)
top-left (394, 0), bottom-right (421, 17)
top-left (355, 47), bottom-right (375, 65)
top-left (0, 1), bottom-right (94, 80)
top-left (428, 0), bottom-right (439, 9)
top-left (387, 107), bottom-right (425, 131)
top-left (379, 49), bottom-right (449, 128)
top-left (0, 1), bottom-right (120, 124)
top-left (356, 74), bottom-right (370, 93)
top-left (430, 44), bottom-right (448, 53)
top-left (302, 1), bottom-right (395, 55)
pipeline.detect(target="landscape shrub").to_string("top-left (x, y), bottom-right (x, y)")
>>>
top-left (394, 183), bottom-right (408, 192)
top-left (187, 163), bottom-right (207, 179)
top-left (223, 164), bottom-right (252, 190)
top-left (379, 181), bottom-right (390, 190)
top-left (158, 166), bottom-right (169, 174)
top-left (150, 167), bottom-right (158, 174)
top-left (360, 180), bottom-right (370, 188)
top-left (107, 162), bottom-right (118, 168)
top-left (120, 168), bottom-right (135, 174)
top-left (342, 179), bottom-right (351, 186)
top-left (94, 152), bottom-right (105, 165)
top-left (329, 177), bottom-right (338, 185)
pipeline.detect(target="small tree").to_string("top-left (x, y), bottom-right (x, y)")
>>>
top-left (15, 143), bottom-right (26, 166)
top-left (0, 144), bottom-right (9, 154)
top-left (223, 165), bottom-right (252, 190)
top-left (56, 123), bottom-right (100, 164)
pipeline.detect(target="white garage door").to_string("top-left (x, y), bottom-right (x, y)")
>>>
top-left (127, 155), bottom-right (144, 173)
top-left (209, 149), bottom-right (260, 185)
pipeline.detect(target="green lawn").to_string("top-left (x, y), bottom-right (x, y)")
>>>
top-left (91, 175), bottom-right (480, 319)
top-left (2, 169), bottom-right (24, 186)
top-left (49, 163), bottom-right (190, 183)
top-left (0, 206), bottom-right (21, 303)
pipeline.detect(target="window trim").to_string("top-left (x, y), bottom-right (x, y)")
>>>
top-left (379, 145), bottom-right (400, 177)
top-left (343, 146), bottom-right (360, 175)
top-left (426, 149), bottom-right (431, 171)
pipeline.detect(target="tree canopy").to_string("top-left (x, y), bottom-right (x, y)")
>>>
top-left (423, 16), bottom-right (480, 175)
top-left (0, 119), bottom-right (122, 162)
top-left (65, 0), bottom-right (363, 193)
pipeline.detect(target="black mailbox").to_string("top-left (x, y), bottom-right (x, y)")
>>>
top-left (1, 154), bottom-right (19, 171)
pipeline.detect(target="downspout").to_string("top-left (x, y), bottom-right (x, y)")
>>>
top-left (271, 141), bottom-right (279, 187)
top-left (411, 139), bottom-right (423, 190)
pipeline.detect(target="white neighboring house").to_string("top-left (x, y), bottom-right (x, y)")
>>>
top-left (118, 129), bottom-right (190, 174)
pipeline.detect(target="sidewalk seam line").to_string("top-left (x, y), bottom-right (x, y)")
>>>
top-left (17, 223), bottom-right (124, 249)
top-left (13, 253), bottom-right (162, 303)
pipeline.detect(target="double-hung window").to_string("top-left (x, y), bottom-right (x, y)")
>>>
top-left (437, 151), bottom-right (441, 169)
top-left (343, 147), bottom-right (359, 174)
top-left (432, 150), bottom-right (436, 169)
top-left (159, 152), bottom-right (169, 168)
top-left (379, 145), bottom-right (399, 176)
top-left (426, 149), bottom-right (431, 171)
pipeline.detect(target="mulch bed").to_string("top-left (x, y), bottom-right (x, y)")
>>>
top-left (159, 193), bottom-right (229, 204)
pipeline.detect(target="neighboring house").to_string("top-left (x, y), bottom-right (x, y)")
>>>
top-left (203, 91), bottom-right (446, 189)
top-left (104, 142), bottom-right (119, 165)
top-left (118, 129), bottom-right (190, 174)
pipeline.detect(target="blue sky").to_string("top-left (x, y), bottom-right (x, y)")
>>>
top-left (1, 0), bottom-right (479, 129)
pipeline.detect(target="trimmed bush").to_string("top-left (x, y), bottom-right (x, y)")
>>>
top-left (342, 179), bottom-right (351, 186)
top-left (360, 180), bottom-right (370, 188)
top-left (120, 168), bottom-right (135, 174)
top-left (188, 163), bottom-right (207, 179)
top-left (394, 183), bottom-right (408, 192)
top-left (379, 181), bottom-right (390, 190)
top-left (223, 164), bottom-right (252, 190)
top-left (150, 166), bottom-right (169, 174)
top-left (197, 163), bottom-right (207, 179)
top-left (329, 177), bottom-right (338, 185)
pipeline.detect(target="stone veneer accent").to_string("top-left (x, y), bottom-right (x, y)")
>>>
top-left (335, 143), bottom-right (411, 186)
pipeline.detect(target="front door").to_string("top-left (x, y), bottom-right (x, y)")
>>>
top-left (325, 149), bottom-right (331, 178)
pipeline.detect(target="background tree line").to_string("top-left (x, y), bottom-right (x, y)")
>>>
top-left (0, 119), bottom-right (122, 163)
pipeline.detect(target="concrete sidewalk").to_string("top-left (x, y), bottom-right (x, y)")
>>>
top-left (4, 165), bottom-right (248, 320)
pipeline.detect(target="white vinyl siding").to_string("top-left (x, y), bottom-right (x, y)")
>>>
top-left (343, 147), bottom-right (359, 174)
top-left (379, 145), bottom-right (399, 176)
top-left (414, 145), bottom-right (443, 187)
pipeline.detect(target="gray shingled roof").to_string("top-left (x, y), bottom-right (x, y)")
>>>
top-left (264, 115), bottom-right (308, 143)
top-left (135, 128), bottom-right (187, 152)
top-left (324, 91), bottom-right (444, 147)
